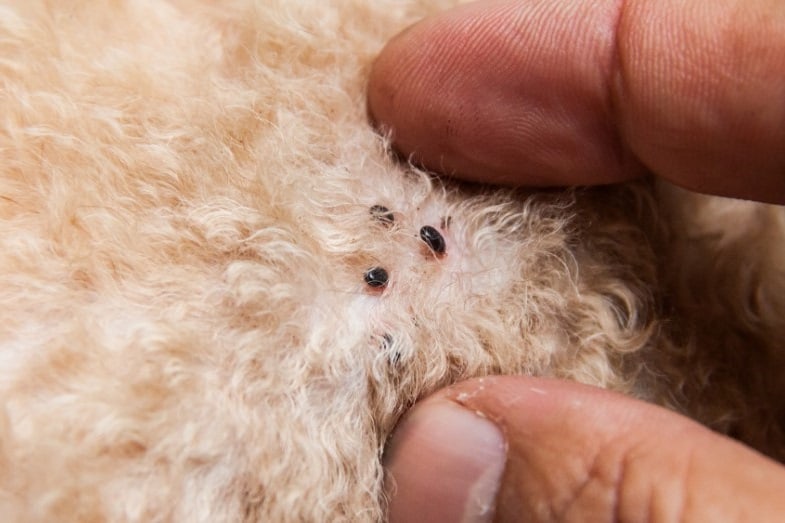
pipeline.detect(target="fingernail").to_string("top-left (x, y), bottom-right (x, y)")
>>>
top-left (384, 400), bottom-right (506, 523)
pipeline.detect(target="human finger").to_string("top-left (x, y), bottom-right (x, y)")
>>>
top-left (384, 376), bottom-right (785, 521)
top-left (368, 0), bottom-right (785, 203)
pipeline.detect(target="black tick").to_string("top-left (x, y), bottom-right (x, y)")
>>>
top-left (419, 225), bottom-right (446, 255)
top-left (370, 205), bottom-right (394, 226)
top-left (364, 267), bottom-right (389, 288)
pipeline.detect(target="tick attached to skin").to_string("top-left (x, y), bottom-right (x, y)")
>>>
top-left (369, 205), bottom-right (394, 226)
top-left (419, 225), bottom-right (446, 255)
top-left (364, 267), bottom-right (389, 288)
top-left (381, 334), bottom-right (401, 365)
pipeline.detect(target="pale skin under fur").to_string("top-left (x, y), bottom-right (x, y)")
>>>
top-left (0, 1), bottom-right (783, 521)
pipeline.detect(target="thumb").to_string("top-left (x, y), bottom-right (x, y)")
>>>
top-left (383, 376), bottom-right (785, 522)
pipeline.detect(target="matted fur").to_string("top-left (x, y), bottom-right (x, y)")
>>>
top-left (0, 1), bottom-right (783, 521)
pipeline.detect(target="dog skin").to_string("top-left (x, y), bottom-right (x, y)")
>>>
top-left (0, 1), bottom-right (783, 521)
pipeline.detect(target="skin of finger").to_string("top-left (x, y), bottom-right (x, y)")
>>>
top-left (616, 0), bottom-right (785, 202)
top-left (368, 0), bottom-right (643, 187)
top-left (438, 376), bottom-right (785, 522)
top-left (368, 0), bottom-right (785, 203)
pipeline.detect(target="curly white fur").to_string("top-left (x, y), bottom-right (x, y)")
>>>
top-left (0, 1), bottom-right (783, 521)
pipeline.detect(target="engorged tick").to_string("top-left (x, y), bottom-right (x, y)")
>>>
top-left (364, 267), bottom-right (389, 288)
top-left (419, 225), bottom-right (446, 255)
top-left (369, 205), bottom-right (394, 226)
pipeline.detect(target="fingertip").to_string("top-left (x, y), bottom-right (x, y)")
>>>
top-left (384, 398), bottom-right (506, 523)
top-left (368, 0), bottom-right (641, 187)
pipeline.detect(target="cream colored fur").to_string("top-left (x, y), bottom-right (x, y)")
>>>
top-left (0, 1), bottom-right (783, 521)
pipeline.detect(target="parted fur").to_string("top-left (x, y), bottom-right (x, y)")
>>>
top-left (0, 1), bottom-right (783, 521)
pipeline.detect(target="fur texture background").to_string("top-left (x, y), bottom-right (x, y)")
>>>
top-left (0, 0), bottom-right (783, 521)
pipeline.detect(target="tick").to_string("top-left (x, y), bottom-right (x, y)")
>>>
top-left (364, 267), bottom-right (389, 288)
top-left (419, 225), bottom-right (446, 255)
top-left (370, 205), bottom-right (394, 226)
top-left (381, 334), bottom-right (401, 365)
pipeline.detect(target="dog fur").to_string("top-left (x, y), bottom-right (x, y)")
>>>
top-left (0, 0), bottom-right (783, 521)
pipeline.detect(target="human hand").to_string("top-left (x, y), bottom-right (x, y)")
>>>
top-left (370, 0), bottom-right (785, 520)
top-left (383, 377), bottom-right (785, 521)
top-left (368, 0), bottom-right (785, 204)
